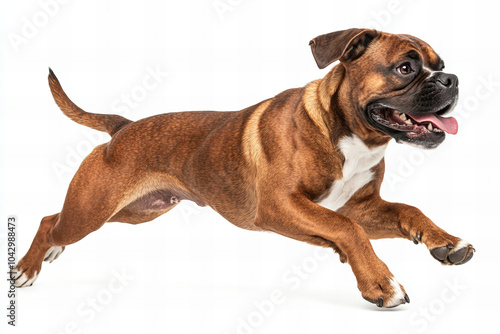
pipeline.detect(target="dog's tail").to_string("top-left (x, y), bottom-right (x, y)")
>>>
top-left (48, 68), bottom-right (132, 136)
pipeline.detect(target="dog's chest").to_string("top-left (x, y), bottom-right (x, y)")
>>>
top-left (317, 135), bottom-right (387, 211)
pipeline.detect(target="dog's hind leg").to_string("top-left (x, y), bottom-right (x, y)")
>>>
top-left (12, 144), bottom-right (141, 287)
top-left (10, 213), bottom-right (61, 287)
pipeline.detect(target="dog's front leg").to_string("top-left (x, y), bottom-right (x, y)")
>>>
top-left (337, 161), bottom-right (474, 265)
top-left (255, 194), bottom-right (409, 308)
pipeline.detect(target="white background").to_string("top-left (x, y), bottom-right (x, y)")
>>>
top-left (1, 0), bottom-right (499, 333)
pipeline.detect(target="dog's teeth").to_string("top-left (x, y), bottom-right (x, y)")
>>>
top-left (405, 119), bottom-right (412, 125)
top-left (427, 123), bottom-right (433, 131)
top-left (399, 113), bottom-right (407, 120)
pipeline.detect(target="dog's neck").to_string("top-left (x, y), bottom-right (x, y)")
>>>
top-left (303, 64), bottom-right (391, 149)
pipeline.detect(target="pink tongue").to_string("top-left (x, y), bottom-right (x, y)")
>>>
top-left (408, 113), bottom-right (458, 135)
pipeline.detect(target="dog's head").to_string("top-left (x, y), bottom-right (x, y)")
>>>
top-left (310, 29), bottom-right (459, 149)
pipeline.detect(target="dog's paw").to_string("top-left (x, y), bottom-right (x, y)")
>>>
top-left (430, 239), bottom-right (475, 265)
top-left (10, 264), bottom-right (39, 288)
top-left (44, 246), bottom-right (65, 263)
top-left (408, 226), bottom-right (475, 266)
top-left (360, 277), bottom-right (409, 308)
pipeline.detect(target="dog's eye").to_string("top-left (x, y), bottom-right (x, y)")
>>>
top-left (398, 63), bottom-right (413, 75)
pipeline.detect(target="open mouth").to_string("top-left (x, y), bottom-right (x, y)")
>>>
top-left (369, 104), bottom-right (458, 137)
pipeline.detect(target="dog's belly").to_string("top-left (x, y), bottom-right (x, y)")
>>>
top-left (317, 135), bottom-right (387, 211)
top-left (107, 185), bottom-right (204, 224)
top-left (125, 189), bottom-right (182, 211)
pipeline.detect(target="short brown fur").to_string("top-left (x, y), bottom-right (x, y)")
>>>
top-left (14, 30), bottom-right (473, 308)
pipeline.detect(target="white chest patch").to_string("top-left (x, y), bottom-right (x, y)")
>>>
top-left (318, 135), bottom-right (387, 211)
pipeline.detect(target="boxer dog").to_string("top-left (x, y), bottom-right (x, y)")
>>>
top-left (12, 29), bottom-right (474, 308)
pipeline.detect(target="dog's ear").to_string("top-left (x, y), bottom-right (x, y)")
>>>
top-left (309, 29), bottom-right (379, 69)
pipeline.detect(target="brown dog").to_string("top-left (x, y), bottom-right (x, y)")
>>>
top-left (13, 29), bottom-right (474, 308)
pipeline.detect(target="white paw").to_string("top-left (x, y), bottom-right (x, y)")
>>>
top-left (11, 267), bottom-right (39, 288)
top-left (384, 277), bottom-right (408, 308)
top-left (44, 246), bottom-right (65, 263)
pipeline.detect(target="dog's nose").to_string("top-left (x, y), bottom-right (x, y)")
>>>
top-left (435, 72), bottom-right (458, 88)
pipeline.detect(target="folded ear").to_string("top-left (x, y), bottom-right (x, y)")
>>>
top-left (309, 29), bottom-right (379, 69)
